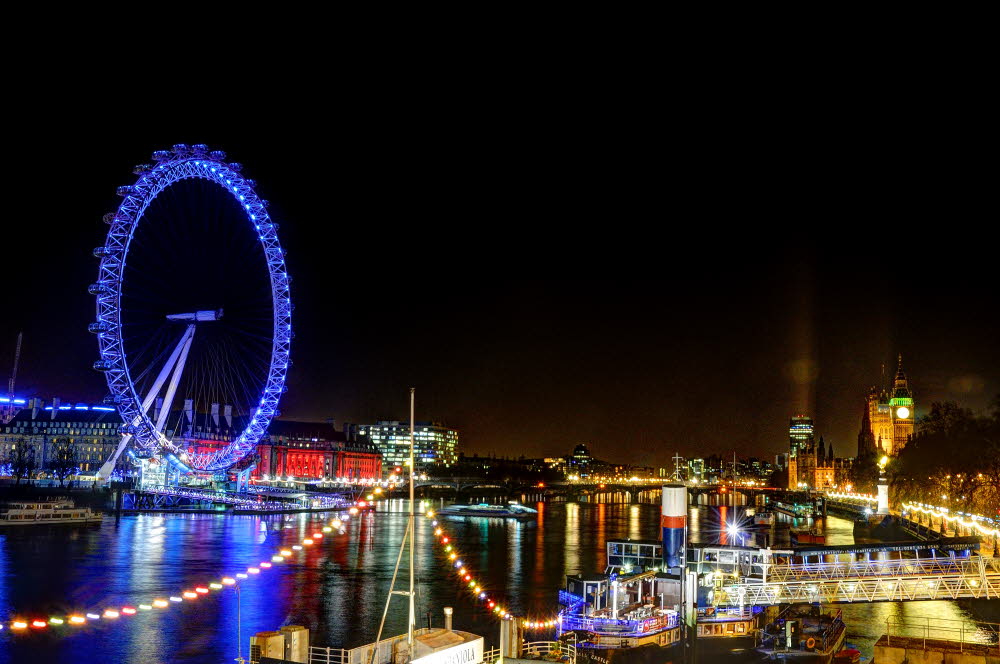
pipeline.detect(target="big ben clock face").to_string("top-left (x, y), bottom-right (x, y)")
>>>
top-left (896, 406), bottom-right (910, 419)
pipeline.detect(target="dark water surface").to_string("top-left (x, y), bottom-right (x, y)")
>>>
top-left (0, 499), bottom-right (988, 663)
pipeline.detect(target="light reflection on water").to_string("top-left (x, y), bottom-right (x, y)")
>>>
top-left (0, 499), bottom-right (990, 663)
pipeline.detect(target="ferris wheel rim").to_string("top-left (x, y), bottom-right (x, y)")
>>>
top-left (91, 145), bottom-right (291, 472)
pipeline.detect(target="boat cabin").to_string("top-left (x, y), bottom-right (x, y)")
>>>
top-left (606, 538), bottom-right (662, 573)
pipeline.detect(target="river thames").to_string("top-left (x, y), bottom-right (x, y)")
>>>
top-left (0, 498), bottom-right (989, 663)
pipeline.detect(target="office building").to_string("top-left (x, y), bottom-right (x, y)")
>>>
top-left (355, 421), bottom-right (458, 476)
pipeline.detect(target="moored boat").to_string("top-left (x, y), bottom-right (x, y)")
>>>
top-left (791, 528), bottom-right (826, 544)
top-left (559, 570), bottom-right (682, 663)
top-left (753, 511), bottom-right (775, 526)
top-left (756, 604), bottom-right (846, 663)
top-left (0, 499), bottom-right (103, 526)
top-left (438, 502), bottom-right (538, 518)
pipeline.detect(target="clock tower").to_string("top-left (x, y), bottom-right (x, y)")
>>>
top-left (889, 354), bottom-right (914, 455)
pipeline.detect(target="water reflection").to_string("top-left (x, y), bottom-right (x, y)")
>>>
top-left (0, 501), bottom-right (991, 663)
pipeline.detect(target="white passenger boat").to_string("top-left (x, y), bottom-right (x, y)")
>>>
top-left (0, 499), bottom-right (103, 526)
top-left (753, 511), bottom-right (775, 525)
top-left (438, 502), bottom-right (538, 518)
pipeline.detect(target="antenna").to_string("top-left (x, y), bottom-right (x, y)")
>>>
top-left (672, 452), bottom-right (685, 481)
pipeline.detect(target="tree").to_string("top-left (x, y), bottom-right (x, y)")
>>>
top-left (8, 439), bottom-right (37, 486)
top-left (49, 440), bottom-right (78, 487)
top-left (848, 455), bottom-right (880, 494)
top-left (889, 398), bottom-right (1000, 517)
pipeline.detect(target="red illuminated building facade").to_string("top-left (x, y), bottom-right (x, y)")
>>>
top-left (256, 420), bottom-right (381, 481)
top-left (177, 415), bottom-right (381, 482)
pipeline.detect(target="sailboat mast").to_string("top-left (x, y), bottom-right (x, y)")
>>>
top-left (408, 387), bottom-right (416, 649)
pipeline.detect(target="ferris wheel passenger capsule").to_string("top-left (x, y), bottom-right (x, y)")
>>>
top-left (192, 144), bottom-right (209, 154)
top-left (116, 185), bottom-right (134, 197)
top-left (93, 360), bottom-right (118, 372)
top-left (102, 213), bottom-right (116, 224)
top-left (88, 321), bottom-right (113, 334)
top-left (132, 164), bottom-right (152, 174)
top-left (88, 282), bottom-right (115, 295)
top-left (93, 246), bottom-right (119, 258)
top-left (209, 150), bottom-right (227, 161)
top-left (228, 162), bottom-right (243, 172)
top-left (171, 144), bottom-right (189, 154)
top-left (152, 150), bottom-right (171, 161)
top-left (245, 179), bottom-right (257, 187)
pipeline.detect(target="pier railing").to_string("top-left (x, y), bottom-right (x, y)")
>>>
top-left (884, 616), bottom-right (1000, 655)
top-left (559, 611), bottom-right (678, 636)
top-left (483, 640), bottom-right (576, 663)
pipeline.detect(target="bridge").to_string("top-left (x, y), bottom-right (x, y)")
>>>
top-left (412, 476), bottom-right (813, 506)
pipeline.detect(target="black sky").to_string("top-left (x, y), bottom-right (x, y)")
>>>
top-left (2, 102), bottom-right (997, 469)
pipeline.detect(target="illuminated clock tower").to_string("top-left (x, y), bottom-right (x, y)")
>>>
top-left (889, 354), bottom-right (914, 455)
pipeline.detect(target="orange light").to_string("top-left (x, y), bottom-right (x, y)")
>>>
top-left (183, 591), bottom-right (197, 599)
top-left (153, 600), bottom-right (169, 608)
top-left (12, 621), bottom-right (28, 630)
top-left (303, 539), bottom-right (313, 546)
top-left (312, 533), bottom-right (323, 539)
top-left (69, 615), bottom-right (86, 624)
top-left (103, 610), bottom-right (120, 619)
top-left (222, 578), bottom-right (236, 585)
top-left (248, 568), bottom-right (260, 574)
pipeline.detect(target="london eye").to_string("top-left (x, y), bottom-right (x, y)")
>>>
top-left (89, 144), bottom-right (292, 477)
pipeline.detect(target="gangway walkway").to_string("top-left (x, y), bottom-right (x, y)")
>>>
top-left (765, 555), bottom-right (1000, 583)
top-left (125, 484), bottom-right (351, 511)
top-left (714, 555), bottom-right (1000, 606)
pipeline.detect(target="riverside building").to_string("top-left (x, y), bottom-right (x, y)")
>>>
top-left (353, 421), bottom-right (458, 476)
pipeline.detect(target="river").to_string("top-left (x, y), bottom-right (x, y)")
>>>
top-left (0, 498), bottom-right (989, 663)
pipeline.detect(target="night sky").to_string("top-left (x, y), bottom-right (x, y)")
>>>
top-left (3, 117), bottom-right (997, 469)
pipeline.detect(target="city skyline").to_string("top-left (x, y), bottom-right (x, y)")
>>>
top-left (3, 133), bottom-right (998, 468)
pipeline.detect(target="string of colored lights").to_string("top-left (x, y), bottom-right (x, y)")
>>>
top-left (902, 502), bottom-right (1000, 539)
top-left (423, 510), bottom-right (559, 631)
top-left (1, 502), bottom-right (368, 634)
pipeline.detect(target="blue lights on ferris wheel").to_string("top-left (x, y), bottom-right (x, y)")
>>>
top-left (91, 145), bottom-right (292, 473)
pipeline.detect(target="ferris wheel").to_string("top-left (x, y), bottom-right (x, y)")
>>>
top-left (89, 144), bottom-right (292, 476)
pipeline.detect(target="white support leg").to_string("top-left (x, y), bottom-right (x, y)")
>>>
top-left (98, 325), bottom-right (196, 480)
top-left (154, 327), bottom-right (195, 435)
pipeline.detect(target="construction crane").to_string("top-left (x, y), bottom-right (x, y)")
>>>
top-left (3, 331), bottom-right (22, 423)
